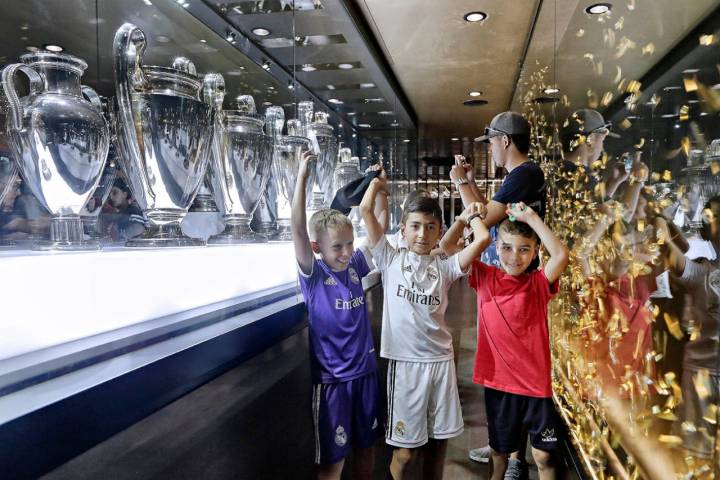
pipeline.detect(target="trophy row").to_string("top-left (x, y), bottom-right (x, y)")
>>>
top-left (0, 22), bottom-right (348, 250)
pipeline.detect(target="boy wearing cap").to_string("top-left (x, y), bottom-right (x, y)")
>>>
top-left (443, 202), bottom-right (569, 480)
top-left (361, 175), bottom-right (491, 480)
top-left (292, 151), bottom-right (388, 480)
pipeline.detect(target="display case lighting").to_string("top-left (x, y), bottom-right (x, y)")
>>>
top-left (543, 87), bottom-right (560, 94)
top-left (226, 32), bottom-right (236, 43)
top-left (585, 3), bottom-right (612, 14)
top-left (464, 11), bottom-right (487, 22)
top-left (403, 139), bottom-right (411, 143)
top-left (451, 137), bottom-right (460, 141)
top-left (44, 44), bottom-right (64, 52)
top-left (338, 63), bottom-right (354, 70)
top-left (468, 91), bottom-right (482, 97)
top-left (252, 27), bottom-right (271, 37)
top-left (301, 64), bottom-right (317, 72)
top-left (358, 123), bottom-right (371, 128)
top-left (328, 98), bottom-right (343, 104)
top-left (25, 46), bottom-right (40, 52)
top-left (143, 0), bottom-right (153, 4)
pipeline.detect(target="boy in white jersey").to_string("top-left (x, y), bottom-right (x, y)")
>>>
top-left (360, 178), bottom-right (491, 480)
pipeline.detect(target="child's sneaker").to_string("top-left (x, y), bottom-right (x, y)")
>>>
top-left (504, 458), bottom-right (524, 479)
top-left (468, 445), bottom-right (491, 463)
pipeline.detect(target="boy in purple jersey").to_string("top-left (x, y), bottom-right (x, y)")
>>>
top-left (292, 151), bottom-right (388, 480)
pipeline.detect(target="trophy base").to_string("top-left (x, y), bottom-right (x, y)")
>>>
top-left (125, 222), bottom-right (205, 248)
top-left (34, 216), bottom-right (101, 251)
top-left (253, 220), bottom-right (278, 240)
top-left (189, 194), bottom-right (219, 213)
top-left (208, 228), bottom-right (267, 244)
top-left (271, 221), bottom-right (293, 242)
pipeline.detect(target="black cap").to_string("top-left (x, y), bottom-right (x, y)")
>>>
top-left (475, 111), bottom-right (531, 142)
top-left (330, 170), bottom-right (381, 215)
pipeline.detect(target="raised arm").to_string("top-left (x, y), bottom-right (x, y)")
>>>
top-left (359, 172), bottom-right (389, 248)
top-left (508, 202), bottom-right (569, 283)
top-left (450, 155), bottom-right (486, 206)
top-left (654, 216), bottom-right (686, 275)
top-left (457, 203), bottom-right (492, 272)
top-left (291, 150), bottom-right (316, 275)
top-left (620, 156), bottom-right (648, 222)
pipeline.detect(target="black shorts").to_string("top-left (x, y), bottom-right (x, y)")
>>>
top-left (484, 387), bottom-right (560, 453)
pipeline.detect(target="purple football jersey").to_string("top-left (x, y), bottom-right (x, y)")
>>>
top-left (298, 249), bottom-right (377, 383)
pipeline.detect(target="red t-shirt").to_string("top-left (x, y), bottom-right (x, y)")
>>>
top-left (469, 260), bottom-right (559, 398)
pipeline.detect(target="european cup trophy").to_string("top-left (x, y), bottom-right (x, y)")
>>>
top-left (113, 23), bottom-right (222, 247)
top-left (2, 52), bottom-right (109, 250)
top-left (207, 91), bottom-right (273, 244)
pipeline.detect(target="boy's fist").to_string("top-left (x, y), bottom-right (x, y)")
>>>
top-left (298, 150), bottom-right (316, 179)
top-left (506, 202), bottom-right (536, 223)
top-left (459, 202), bottom-right (486, 223)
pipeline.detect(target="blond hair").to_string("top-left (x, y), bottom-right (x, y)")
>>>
top-left (308, 208), bottom-right (353, 241)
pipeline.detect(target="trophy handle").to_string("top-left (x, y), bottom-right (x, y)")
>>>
top-left (172, 57), bottom-right (197, 76)
top-left (202, 73), bottom-right (229, 211)
top-left (81, 85), bottom-right (103, 111)
top-left (1, 63), bottom-right (44, 131)
top-left (202, 73), bottom-right (225, 111)
top-left (113, 23), bottom-right (153, 204)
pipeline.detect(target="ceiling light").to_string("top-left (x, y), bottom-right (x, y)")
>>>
top-left (347, 112), bottom-right (356, 116)
top-left (543, 87), bottom-right (560, 94)
top-left (338, 63), bottom-right (354, 70)
top-left (378, 111), bottom-right (393, 115)
top-left (44, 44), bottom-right (64, 52)
top-left (327, 85), bottom-right (336, 90)
top-left (182, 2), bottom-right (189, 8)
top-left (226, 32), bottom-right (237, 44)
top-left (468, 91), bottom-right (482, 97)
top-left (360, 83), bottom-right (375, 88)
top-left (660, 113), bottom-right (677, 118)
top-left (25, 46), bottom-right (40, 52)
top-left (262, 101), bottom-right (272, 106)
top-left (463, 99), bottom-right (488, 106)
top-left (451, 137), bottom-right (460, 141)
top-left (403, 139), bottom-right (411, 143)
top-left (391, 122), bottom-right (399, 127)
top-left (585, 3), bottom-right (612, 14)
top-left (328, 98), bottom-right (343, 104)
top-left (464, 11), bottom-right (487, 22)
top-left (252, 27), bottom-right (271, 36)
top-left (358, 123), bottom-right (371, 128)
top-left (143, 0), bottom-right (153, 4)
top-left (301, 64), bottom-right (317, 72)
top-left (262, 61), bottom-right (271, 70)
top-left (19, 24), bottom-right (29, 31)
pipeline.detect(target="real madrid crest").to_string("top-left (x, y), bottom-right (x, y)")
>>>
top-left (349, 267), bottom-right (360, 285)
top-left (334, 425), bottom-right (347, 446)
top-left (394, 420), bottom-right (406, 437)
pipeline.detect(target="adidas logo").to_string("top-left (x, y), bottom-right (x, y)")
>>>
top-left (324, 277), bottom-right (337, 286)
top-left (403, 265), bottom-right (413, 273)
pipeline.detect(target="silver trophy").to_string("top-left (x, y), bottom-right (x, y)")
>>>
top-left (268, 110), bottom-right (314, 241)
top-left (113, 23), bottom-right (222, 247)
top-left (0, 85), bottom-right (20, 219)
top-left (297, 101), bottom-right (338, 210)
top-left (2, 52), bottom-right (109, 250)
top-left (207, 89), bottom-right (273, 244)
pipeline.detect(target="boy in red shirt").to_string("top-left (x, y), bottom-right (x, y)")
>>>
top-left (467, 202), bottom-right (568, 480)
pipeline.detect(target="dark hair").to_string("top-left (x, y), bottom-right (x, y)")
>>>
top-left (498, 218), bottom-right (538, 242)
top-left (113, 178), bottom-right (132, 196)
top-left (508, 134), bottom-right (530, 155)
top-left (401, 196), bottom-right (443, 225)
top-left (402, 188), bottom-right (431, 211)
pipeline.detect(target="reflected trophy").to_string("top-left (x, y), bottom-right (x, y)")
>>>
top-left (207, 90), bottom-right (273, 244)
top-left (2, 52), bottom-right (109, 250)
top-left (113, 23), bottom-right (222, 247)
top-left (0, 85), bottom-right (20, 220)
top-left (267, 107), bottom-right (314, 241)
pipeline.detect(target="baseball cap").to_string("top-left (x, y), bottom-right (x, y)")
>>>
top-left (475, 111), bottom-right (531, 143)
top-left (564, 108), bottom-right (620, 138)
top-left (330, 169), bottom-right (381, 215)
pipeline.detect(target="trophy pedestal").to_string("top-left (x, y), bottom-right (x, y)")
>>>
top-left (189, 193), bottom-right (218, 213)
top-left (126, 216), bottom-right (204, 248)
top-left (274, 219), bottom-right (293, 242)
top-left (35, 216), bottom-right (100, 251)
top-left (208, 215), bottom-right (267, 244)
top-left (308, 191), bottom-right (326, 211)
top-left (253, 220), bottom-right (278, 240)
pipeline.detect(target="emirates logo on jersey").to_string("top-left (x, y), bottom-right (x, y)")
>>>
top-left (324, 276), bottom-right (337, 286)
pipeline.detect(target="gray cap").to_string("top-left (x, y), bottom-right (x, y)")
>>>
top-left (564, 108), bottom-right (620, 138)
top-left (475, 111), bottom-right (531, 142)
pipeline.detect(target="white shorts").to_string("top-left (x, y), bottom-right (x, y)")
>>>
top-left (385, 359), bottom-right (464, 448)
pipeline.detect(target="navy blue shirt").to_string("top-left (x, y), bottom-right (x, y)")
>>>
top-left (482, 161), bottom-right (546, 268)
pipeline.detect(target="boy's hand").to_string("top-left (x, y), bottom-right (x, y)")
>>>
top-left (459, 202), bottom-right (486, 223)
top-left (506, 202), bottom-right (536, 223)
top-left (298, 150), bottom-right (316, 179)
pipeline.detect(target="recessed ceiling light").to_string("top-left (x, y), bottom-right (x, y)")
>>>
top-left (338, 63), bottom-right (354, 70)
top-left (360, 83), bottom-right (375, 88)
top-left (463, 99), bottom-right (488, 106)
top-left (347, 112), bottom-right (356, 116)
top-left (252, 27), bottom-right (271, 37)
top-left (468, 91), bottom-right (482, 97)
top-left (200, 39), bottom-right (207, 43)
top-left (301, 64), bottom-right (317, 72)
top-left (378, 111), bottom-right (393, 115)
top-left (19, 24), bottom-right (29, 31)
top-left (262, 101), bottom-right (272, 106)
top-left (225, 32), bottom-right (236, 43)
top-left (403, 139), bottom-right (411, 143)
top-left (327, 85), bottom-right (336, 90)
top-left (20, 36), bottom-right (28, 41)
top-left (391, 122), bottom-right (399, 126)
top-left (328, 98), bottom-right (343, 104)
top-left (585, 3), bottom-right (612, 14)
top-left (543, 87), bottom-right (560, 94)
top-left (451, 137), bottom-right (460, 141)
top-left (464, 11), bottom-right (487, 22)
top-left (262, 61), bottom-right (271, 70)
top-left (660, 113), bottom-right (677, 118)
top-left (25, 46), bottom-right (40, 52)
top-left (358, 123), bottom-right (371, 128)
top-left (143, 0), bottom-right (153, 4)
top-left (44, 44), bottom-right (64, 52)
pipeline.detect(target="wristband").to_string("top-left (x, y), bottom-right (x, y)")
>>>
top-left (452, 178), bottom-right (469, 187)
top-left (467, 213), bottom-right (483, 224)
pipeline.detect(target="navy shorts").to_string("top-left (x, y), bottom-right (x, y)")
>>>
top-left (312, 371), bottom-right (384, 465)
top-left (484, 387), bottom-right (560, 453)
